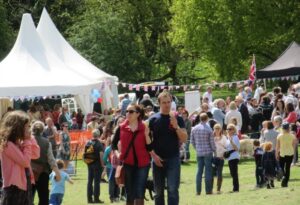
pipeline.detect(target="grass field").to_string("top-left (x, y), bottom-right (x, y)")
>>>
top-left (43, 147), bottom-right (300, 205)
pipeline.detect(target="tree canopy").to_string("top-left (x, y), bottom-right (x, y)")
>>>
top-left (1, 0), bottom-right (300, 83)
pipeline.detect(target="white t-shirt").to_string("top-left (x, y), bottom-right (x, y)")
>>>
top-left (214, 135), bottom-right (227, 158)
top-left (202, 92), bottom-right (213, 104)
top-left (254, 86), bottom-right (263, 102)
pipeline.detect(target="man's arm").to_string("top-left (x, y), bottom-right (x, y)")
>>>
top-left (175, 127), bottom-right (188, 143)
top-left (171, 116), bottom-right (188, 143)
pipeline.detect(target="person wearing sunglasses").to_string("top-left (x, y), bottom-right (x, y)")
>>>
top-left (212, 123), bottom-right (227, 194)
top-left (225, 124), bottom-right (240, 193)
top-left (58, 123), bottom-right (70, 170)
top-left (112, 103), bottom-right (150, 205)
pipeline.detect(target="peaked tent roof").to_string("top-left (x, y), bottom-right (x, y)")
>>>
top-left (37, 8), bottom-right (117, 82)
top-left (256, 41), bottom-right (300, 79)
top-left (0, 14), bottom-right (98, 97)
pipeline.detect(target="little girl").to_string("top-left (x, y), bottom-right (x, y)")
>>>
top-left (262, 142), bottom-right (277, 189)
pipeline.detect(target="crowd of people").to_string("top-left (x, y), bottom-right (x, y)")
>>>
top-left (0, 83), bottom-right (299, 205)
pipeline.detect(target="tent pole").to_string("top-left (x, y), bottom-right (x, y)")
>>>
top-left (263, 79), bottom-right (267, 91)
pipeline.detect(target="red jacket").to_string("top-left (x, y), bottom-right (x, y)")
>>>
top-left (120, 120), bottom-right (150, 167)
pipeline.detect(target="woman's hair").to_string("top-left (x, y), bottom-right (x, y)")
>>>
top-left (182, 109), bottom-right (189, 116)
top-left (213, 123), bottom-right (223, 136)
top-left (53, 104), bottom-right (61, 111)
top-left (285, 103), bottom-right (295, 113)
top-left (128, 103), bottom-right (144, 120)
top-left (275, 99), bottom-right (285, 110)
top-left (29, 104), bottom-right (37, 113)
top-left (229, 117), bottom-right (238, 126)
top-left (0, 111), bottom-right (30, 149)
top-left (213, 98), bottom-right (224, 108)
top-left (263, 142), bottom-right (273, 152)
top-left (266, 121), bottom-right (274, 129)
top-left (31, 121), bottom-right (45, 136)
top-left (103, 120), bottom-right (115, 138)
top-left (227, 123), bottom-right (237, 134)
top-left (229, 101), bottom-right (237, 110)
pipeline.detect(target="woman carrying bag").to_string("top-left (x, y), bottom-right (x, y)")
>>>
top-left (112, 104), bottom-right (151, 205)
top-left (225, 124), bottom-right (240, 192)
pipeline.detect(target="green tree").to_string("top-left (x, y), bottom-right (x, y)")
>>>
top-left (0, 1), bottom-right (14, 60)
top-left (68, 0), bottom-right (194, 84)
top-left (171, 0), bottom-right (300, 81)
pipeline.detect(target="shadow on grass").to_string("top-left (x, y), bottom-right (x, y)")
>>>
top-left (289, 178), bottom-right (300, 182)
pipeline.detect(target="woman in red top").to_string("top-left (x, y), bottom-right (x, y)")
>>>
top-left (284, 103), bottom-right (297, 123)
top-left (112, 104), bottom-right (150, 205)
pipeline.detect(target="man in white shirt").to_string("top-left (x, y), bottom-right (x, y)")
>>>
top-left (202, 86), bottom-right (213, 104)
top-left (254, 83), bottom-right (264, 102)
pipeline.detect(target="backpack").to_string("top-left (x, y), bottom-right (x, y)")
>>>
top-left (83, 140), bottom-right (97, 164)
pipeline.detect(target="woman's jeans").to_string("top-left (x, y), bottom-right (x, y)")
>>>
top-left (213, 157), bottom-right (224, 179)
top-left (228, 159), bottom-right (239, 191)
top-left (124, 164), bottom-right (149, 203)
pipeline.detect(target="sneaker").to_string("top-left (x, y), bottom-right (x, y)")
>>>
top-left (94, 199), bottom-right (104, 204)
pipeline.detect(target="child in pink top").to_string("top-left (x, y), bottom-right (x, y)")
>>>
top-left (0, 111), bottom-right (40, 205)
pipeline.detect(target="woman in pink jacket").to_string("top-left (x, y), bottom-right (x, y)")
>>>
top-left (0, 111), bottom-right (40, 205)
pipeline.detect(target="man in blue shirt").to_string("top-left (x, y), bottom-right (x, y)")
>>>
top-left (149, 91), bottom-right (187, 205)
top-left (120, 93), bottom-right (132, 116)
top-left (190, 113), bottom-right (216, 195)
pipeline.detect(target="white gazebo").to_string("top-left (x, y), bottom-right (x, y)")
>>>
top-left (0, 14), bottom-right (99, 116)
top-left (37, 8), bottom-right (119, 111)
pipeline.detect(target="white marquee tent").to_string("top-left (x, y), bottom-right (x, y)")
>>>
top-left (0, 13), bottom-right (101, 116)
top-left (0, 13), bottom-right (99, 97)
top-left (37, 8), bottom-right (119, 112)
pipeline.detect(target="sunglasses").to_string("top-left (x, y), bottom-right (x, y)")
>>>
top-left (126, 110), bottom-right (137, 114)
top-left (226, 128), bottom-right (233, 131)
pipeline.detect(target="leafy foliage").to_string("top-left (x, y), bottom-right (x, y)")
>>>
top-left (171, 0), bottom-right (300, 81)
top-left (0, 1), bottom-right (13, 60)
top-left (1, 0), bottom-right (300, 83)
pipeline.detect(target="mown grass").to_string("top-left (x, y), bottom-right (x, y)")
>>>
top-left (41, 147), bottom-right (300, 205)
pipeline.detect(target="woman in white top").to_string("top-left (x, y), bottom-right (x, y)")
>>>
top-left (225, 102), bottom-right (242, 131)
top-left (212, 124), bottom-right (227, 194)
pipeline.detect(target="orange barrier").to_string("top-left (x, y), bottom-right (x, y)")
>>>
top-left (69, 130), bottom-right (92, 159)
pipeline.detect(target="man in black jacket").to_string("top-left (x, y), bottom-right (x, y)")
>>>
top-left (235, 96), bottom-right (250, 134)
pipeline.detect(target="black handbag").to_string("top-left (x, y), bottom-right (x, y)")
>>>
top-left (223, 150), bottom-right (235, 159)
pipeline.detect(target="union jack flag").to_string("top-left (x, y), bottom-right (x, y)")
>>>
top-left (248, 54), bottom-right (256, 88)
